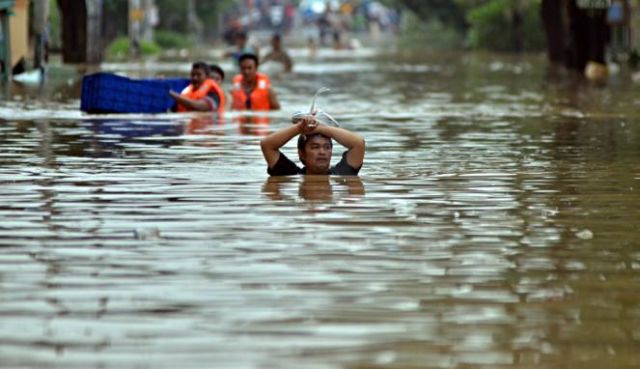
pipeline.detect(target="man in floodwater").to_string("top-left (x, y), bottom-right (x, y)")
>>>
top-left (224, 31), bottom-right (259, 66)
top-left (231, 53), bottom-right (280, 111)
top-left (260, 115), bottom-right (365, 176)
top-left (170, 62), bottom-right (225, 112)
top-left (262, 34), bottom-right (293, 73)
top-left (209, 64), bottom-right (232, 110)
top-left (209, 64), bottom-right (225, 85)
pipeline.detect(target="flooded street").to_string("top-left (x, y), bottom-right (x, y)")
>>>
top-left (1, 49), bottom-right (640, 369)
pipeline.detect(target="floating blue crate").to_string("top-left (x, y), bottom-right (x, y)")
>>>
top-left (80, 73), bottom-right (190, 114)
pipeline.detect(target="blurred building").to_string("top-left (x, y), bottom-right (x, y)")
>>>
top-left (0, 0), bottom-right (15, 80)
top-left (0, 0), bottom-right (49, 80)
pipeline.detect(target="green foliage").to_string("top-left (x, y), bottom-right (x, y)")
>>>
top-left (399, 0), bottom-right (468, 32)
top-left (155, 0), bottom-right (236, 40)
top-left (107, 37), bottom-right (130, 59)
top-left (154, 30), bottom-right (193, 49)
top-left (106, 37), bottom-right (161, 60)
top-left (466, 0), bottom-right (544, 52)
top-left (398, 0), bottom-right (544, 52)
top-left (398, 11), bottom-right (464, 50)
top-left (140, 40), bottom-right (162, 55)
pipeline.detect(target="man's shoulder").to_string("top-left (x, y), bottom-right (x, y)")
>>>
top-left (330, 151), bottom-right (361, 176)
top-left (268, 152), bottom-right (302, 176)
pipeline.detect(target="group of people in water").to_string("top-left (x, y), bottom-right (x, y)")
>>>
top-left (168, 35), bottom-right (365, 177)
top-left (169, 53), bottom-right (279, 114)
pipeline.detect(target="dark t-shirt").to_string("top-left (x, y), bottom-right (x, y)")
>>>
top-left (267, 151), bottom-right (361, 176)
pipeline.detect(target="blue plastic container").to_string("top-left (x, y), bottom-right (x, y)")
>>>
top-left (80, 73), bottom-right (190, 114)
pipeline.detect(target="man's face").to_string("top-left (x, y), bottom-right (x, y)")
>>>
top-left (235, 35), bottom-right (247, 48)
top-left (300, 135), bottom-right (333, 174)
top-left (211, 72), bottom-right (223, 85)
top-left (191, 67), bottom-right (207, 88)
top-left (240, 59), bottom-right (257, 82)
top-left (271, 37), bottom-right (281, 50)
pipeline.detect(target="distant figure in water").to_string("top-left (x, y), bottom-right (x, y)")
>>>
top-left (224, 31), bottom-right (259, 66)
top-left (231, 53), bottom-right (280, 111)
top-left (262, 34), bottom-right (293, 73)
top-left (170, 62), bottom-right (225, 112)
top-left (260, 114), bottom-right (365, 176)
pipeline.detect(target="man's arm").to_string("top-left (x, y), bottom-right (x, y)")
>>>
top-left (268, 88), bottom-right (281, 110)
top-left (260, 121), bottom-right (302, 167)
top-left (170, 91), bottom-right (213, 111)
top-left (283, 52), bottom-right (293, 72)
top-left (262, 51), bottom-right (274, 64)
top-left (314, 125), bottom-right (365, 169)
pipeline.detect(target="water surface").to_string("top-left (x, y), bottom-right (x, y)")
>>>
top-left (1, 49), bottom-right (639, 369)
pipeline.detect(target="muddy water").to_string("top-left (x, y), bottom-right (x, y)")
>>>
top-left (1, 49), bottom-right (639, 369)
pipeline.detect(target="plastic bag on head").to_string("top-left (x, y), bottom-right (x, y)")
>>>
top-left (291, 87), bottom-right (340, 127)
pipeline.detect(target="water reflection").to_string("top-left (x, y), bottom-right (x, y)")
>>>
top-left (183, 116), bottom-right (224, 135)
top-left (236, 113), bottom-right (271, 136)
top-left (262, 175), bottom-right (365, 203)
top-left (1, 51), bottom-right (640, 369)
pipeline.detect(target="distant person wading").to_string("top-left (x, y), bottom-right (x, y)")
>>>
top-left (262, 34), bottom-right (293, 73)
top-left (231, 53), bottom-right (280, 111)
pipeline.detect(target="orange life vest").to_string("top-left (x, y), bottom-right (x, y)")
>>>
top-left (177, 78), bottom-right (226, 112)
top-left (231, 73), bottom-right (272, 111)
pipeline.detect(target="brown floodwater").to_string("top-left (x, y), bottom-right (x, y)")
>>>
top-left (1, 48), bottom-right (639, 369)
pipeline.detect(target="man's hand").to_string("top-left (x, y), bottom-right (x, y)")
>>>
top-left (300, 115), bottom-right (318, 135)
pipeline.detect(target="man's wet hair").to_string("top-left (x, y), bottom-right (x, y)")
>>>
top-left (297, 133), bottom-right (333, 165)
top-left (192, 61), bottom-right (210, 75)
top-left (209, 64), bottom-right (225, 81)
top-left (238, 53), bottom-right (259, 67)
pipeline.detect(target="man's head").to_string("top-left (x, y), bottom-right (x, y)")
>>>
top-left (238, 53), bottom-right (259, 83)
top-left (234, 31), bottom-right (248, 48)
top-left (297, 133), bottom-right (333, 174)
top-left (209, 64), bottom-right (225, 84)
top-left (191, 61), bottom-right (210, 88)
top-left (271, 33), bottom-right (282, 50)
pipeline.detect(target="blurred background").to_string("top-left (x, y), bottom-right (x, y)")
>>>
top-left (0, 0), bottom-right (638, 82)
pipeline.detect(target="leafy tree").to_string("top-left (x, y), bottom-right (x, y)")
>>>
top-left (466, 0), bottom-right (544, 52)
top-left (398, 0), bottom-right (468, 32)
top-left (396, 0), bottom-right (544, 52)
top-left (155, 0), bottom-right (237, 40)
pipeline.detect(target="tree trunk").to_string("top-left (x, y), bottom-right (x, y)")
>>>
top-left (32, 0), bottom-right (48, 68)
top-left (129, 0), bottom-right (141, 58)
top-left (58, 0), bottom-right (87, 63)
top-left (541, 0), bottom-right (566, 64)
top-left (85, 0), bottom-right (103, 63)
top-left (187, 0), bottom-right (203, 42)
top-left (566, 1), bottom-right (608, 71)
top-left (541, 0), bottom-right (609, 72)
top-left (58, 0), bottom-right (103, 63)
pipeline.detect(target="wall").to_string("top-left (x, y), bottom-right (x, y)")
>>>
top-left (9, 0), bottom-right (27, 67)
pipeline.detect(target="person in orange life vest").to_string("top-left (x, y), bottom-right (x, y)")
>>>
top-left (231, 53), bottom-right (281, 111)
top-left (209, 64), bottom-right (224, 85)
top-left (209, 64), bottom-right (233, 111)
top-left (170, 62), bottom-right (226, 112)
